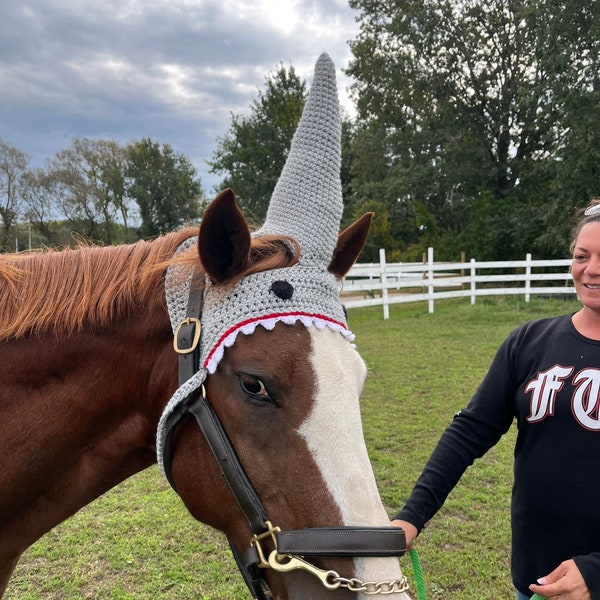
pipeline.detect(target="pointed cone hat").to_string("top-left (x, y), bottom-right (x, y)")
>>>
top-left (255, 52), bottom-right (342, 264)
top-left (169, 52), bottom-right (350, 375)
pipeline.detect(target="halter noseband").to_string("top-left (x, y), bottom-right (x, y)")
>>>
top-left (160, 269), bottom-right (408, 599)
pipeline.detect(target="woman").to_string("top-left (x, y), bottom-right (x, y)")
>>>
top-left (393, 201), bottom-right (600, 600)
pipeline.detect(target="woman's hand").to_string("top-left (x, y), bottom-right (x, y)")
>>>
top-left (390, 519), bottom-right (418, 550)
top-left (529, 559), bottom-right (591, 599)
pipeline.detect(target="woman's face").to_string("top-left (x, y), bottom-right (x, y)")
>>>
top-left (572, 221), bottom-right (600, 312)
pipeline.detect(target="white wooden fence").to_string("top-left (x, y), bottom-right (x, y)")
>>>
top-left (343, 247), bottom-right (575, 318)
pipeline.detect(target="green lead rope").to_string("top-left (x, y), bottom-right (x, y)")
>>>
top-left (407, 549), bottom-right (545, 600)
top-left (408, 549), bottom-right (427, 599)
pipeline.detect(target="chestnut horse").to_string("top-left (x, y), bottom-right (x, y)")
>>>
top-left (0, 190), bottom-right (411, 599)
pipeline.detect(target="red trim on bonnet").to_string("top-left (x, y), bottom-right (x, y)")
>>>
top-left (203, 312), bottom-right (348, 368)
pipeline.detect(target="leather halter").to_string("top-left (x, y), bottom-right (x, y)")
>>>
top-left (160, 268), bottom-right (407, 599)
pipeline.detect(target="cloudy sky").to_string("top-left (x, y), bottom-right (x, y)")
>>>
top-left (1, 0), bottom-right (361, 194)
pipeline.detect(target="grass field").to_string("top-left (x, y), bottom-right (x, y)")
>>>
top-left (6, 296), bottom-right (581, 599)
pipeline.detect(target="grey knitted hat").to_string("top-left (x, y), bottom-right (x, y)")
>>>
top-left (157, 53), bottom-right (351, 473)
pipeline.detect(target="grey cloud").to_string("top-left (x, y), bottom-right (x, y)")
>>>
top-left (0, 0), bottom-right (359, 192)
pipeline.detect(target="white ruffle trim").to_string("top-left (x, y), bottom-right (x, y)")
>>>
top-left (205, 314), bottom-right (355, 374)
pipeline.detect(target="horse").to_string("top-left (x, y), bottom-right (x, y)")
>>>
top-left (0, 188), bottom-right (412, 599)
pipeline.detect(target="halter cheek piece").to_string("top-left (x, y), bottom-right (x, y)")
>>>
top-left (159, 272), bottom-right (408, 599)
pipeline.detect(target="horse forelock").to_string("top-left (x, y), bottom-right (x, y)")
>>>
top-left (0, 229), bottom-right (196, 341)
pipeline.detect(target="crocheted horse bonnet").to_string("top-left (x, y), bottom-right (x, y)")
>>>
top-left (156, 53), bottom-right (352, 475)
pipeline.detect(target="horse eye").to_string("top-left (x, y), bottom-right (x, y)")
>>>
top-left (238, 374), bottom-right (273, 403)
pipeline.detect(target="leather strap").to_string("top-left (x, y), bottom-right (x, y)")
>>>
top-left (171, 267), bottom-right (269, 534)
top-left (162, 268), bottom-right (206, 488)
top-left (187, 391), bottom-right (269, 535)
top-left (229, 540), bottom-right (272, 600)
top-left (275, 526), bottom-right (406, 557)
top-left (175, 271), bottom-right (205, 385)
top-left (162, 390), bottom-right (270, 536)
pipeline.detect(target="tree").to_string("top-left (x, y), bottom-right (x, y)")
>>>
top-left (126, 138), bottom-right (202, 238)
top-left (0, 139), bottom-right (28, 250)
top-left (20, 167), bottom-right (60, 246)
top-left (347, 0), bottom-right (600, 259)
top-left (342, 120), bottom-right (406, 260)
top-left (209, 64), bottom-right (307, 225)
top-left (48, 138), bottom-right (130, 244)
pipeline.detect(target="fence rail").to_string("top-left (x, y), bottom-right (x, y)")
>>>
top-left (343, 248), bottom-right (575, 318)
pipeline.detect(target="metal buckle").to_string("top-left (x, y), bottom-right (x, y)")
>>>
top-left (173, 317), bottom-right (201, 354)
top-left (250, 521), bottom-right (281, 568)
top-left (250, 522), bottom-right (339, 591)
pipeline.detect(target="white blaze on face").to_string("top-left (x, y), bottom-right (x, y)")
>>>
top-left (297, 327), bottom-right (412, 599)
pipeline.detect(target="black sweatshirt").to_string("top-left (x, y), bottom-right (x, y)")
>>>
top-left (394, 314), bottom-right (600, 598)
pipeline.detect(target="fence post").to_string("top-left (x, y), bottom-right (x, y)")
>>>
top-left (427, 247), bottom-right (434, 314)
top-left (379, 248), bottom-right (389, 320)
top-left (470, 258), bottom-right (476, 305)
top-left (525, 253), bottom-right (532, 302)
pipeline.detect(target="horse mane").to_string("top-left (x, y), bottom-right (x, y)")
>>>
top-left (0, 229), bottom-right (196, 341)
top-left (0, 229), bottom-right (300, 341)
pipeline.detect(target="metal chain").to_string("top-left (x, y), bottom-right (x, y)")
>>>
top-left (331, 574), bottom-right (410, 596)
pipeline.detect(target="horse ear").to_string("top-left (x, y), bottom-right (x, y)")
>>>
top-left (328, 212), bottom-right (374, 278)
top-left (198, 189), bottom-right (251, 283)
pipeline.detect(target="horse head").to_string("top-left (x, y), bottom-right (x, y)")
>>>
top-left (156, 54), bottom-right (411, 599)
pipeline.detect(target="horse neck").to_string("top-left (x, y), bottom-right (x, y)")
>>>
top-left (0, 299), bottom-right (177, 559)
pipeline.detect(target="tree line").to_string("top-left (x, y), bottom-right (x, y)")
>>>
top-left (2, 0), bottom-right (599, 260)
top-left (0, 137), bottom-right (204, 250)
top-left (213, 0), bottom-right (600, 262)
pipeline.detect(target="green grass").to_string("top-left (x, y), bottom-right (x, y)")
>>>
top-left (6, 296), bottom-right (581, 599)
